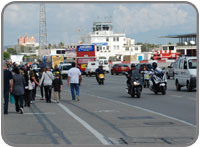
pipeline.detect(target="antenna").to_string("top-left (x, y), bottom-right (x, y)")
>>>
top-left (39, 3), bottom-right (48, 57)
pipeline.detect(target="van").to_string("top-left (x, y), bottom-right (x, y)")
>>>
top-left (99, 59), bottom-right (109, 73)
top-left (59, 63), bottom-right (72, 79)
top-left (85, 61), bottom-right (99, 76)
top-left (174, 56), bottom-right (197, 91)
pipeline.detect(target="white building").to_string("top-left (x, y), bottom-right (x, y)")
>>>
top-left (81, 22), bottom-right (141, 61)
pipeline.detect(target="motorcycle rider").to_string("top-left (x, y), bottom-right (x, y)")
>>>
top-left (151, 62), bottom-right (165, 87)
top-left (95, 64), bottom-right (105, 83)
top-left (127, 63), bottom-right (142, 94)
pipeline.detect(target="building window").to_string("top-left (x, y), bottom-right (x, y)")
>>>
top-left (117, 45), bottom-right (119, 50)
top-left (117, 37), bottom-right (119, 41)
top-left (97, 46), bottom-right (99, 51)
top-left (56, 50), bottom-right (61, 54)
top-left (62, 50), bottom-right (65, 54)
top-left (100, 46), bottom-right (102, 50)
top-left (107, 46), bottom-right (109, 50)
top-left (113, 45), bottom-right (116, 50)
top-left (106, 37), bottom-right (109, 42)
top-left (126, 47), bottom-right (129, 51)
top-left (103, 47), bottom-right (105, 50)
top-left (113, 37), bottom-right (116, 42)
top-left (135, 47), bottom-right (138, 51)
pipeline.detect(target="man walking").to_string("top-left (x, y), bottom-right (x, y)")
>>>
top-left (3, 62), bottom-right (13, 114)
top-left (67, 62), bottom-right (82, 101)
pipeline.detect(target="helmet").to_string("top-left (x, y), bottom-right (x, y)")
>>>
top-left (131, 63), bottom-right (136, 68)
top-left (152, 62), bottom-right (157, 69)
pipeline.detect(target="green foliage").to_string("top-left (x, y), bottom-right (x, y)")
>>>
top-left (4, 51), bottom-right (10, 59)
top-left (6, 48), bottom-right (17, 55)
top-left (58, 42), bottom-right (64, 48)
top-left (136, 42), bottom-right (160, 52)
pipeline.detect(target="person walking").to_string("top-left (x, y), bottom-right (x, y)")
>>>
top-left (39, 68), bottom-right (45, 100)
top-left (3, 62), bottom-right (13, 114)
top-left (52, 73), bottom-right (63, 103)
top-left (30, 70), bottom-right (40, 103)
top-left (67, 62), bottom-right (82, 101)
top-left (40, 67), bottom-right (54, 103)
top-left (24, 69), bottom-right (31, 107)
top-left (12, 67), bottom-right (26, 114)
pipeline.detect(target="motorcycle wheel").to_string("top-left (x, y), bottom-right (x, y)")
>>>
top-left (161, 86), bottom-right (166, 95)
top-left (131, 94), bottom-right (135, 98)
top-left (154, 91), bottom-right (158, 94)
top-left (137, 91), bottom-right (141, 98)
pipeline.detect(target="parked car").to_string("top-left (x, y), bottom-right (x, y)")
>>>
top-left (85, 61), bottom-right (99, 76)
top-left (166, 62), bottom-right (175, 79)
top-left (59, 63), bottom-right (72, 79)
top-left (111, 64), bottom-right (130, 75)
top-left (174, 56), bottom-right (197, 91)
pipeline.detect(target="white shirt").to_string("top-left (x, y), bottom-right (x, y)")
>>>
top-left (68, 67), bottom-right (81, 84)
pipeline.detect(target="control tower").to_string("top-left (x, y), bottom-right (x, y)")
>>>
top-left (92, 22), bottom-right (113, 35)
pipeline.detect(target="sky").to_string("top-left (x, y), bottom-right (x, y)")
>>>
top-left (3, 2), bottom-right (197, 46)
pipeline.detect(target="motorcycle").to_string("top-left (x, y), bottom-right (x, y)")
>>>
top-left (98, 73), bottom-right (105, 85)
top-left (125, 71), bottom-right (142, 98)
top-left (149, 69), bottom-right (167, 95)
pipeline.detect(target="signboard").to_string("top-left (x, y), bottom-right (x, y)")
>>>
top-left (92, 42), bottom-right (108, 46)
top-left (77, 45), bottom-right (94, 52)
top-left (77, 58), bottom-right (95, 64)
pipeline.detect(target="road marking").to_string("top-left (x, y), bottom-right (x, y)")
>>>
top-left (85, 94), bottom-right (196, 128)
top-left (24, 112), bottom-right (56, 115)
top-left (170, 95), bottom-right (196, 101)
top-left (52, 100), bottom-right (111, 145)
top-left (94, 110), bottom-right (119, 113)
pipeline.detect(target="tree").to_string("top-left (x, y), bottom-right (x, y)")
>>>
top-left (6, 48), bottom-right (17, 55)
top-left (4, 51), bottom-right (10, 59)
top-left (58, 42), bottom-right (64, 48)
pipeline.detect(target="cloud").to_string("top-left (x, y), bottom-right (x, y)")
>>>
top-left (3, 3), bottom-right (39, 30)
top-left (113, 4), bottom-right (189, 34)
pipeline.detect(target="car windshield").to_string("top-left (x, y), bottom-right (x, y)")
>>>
top-left (120, 64), bottom-right (128, 67)
top-left (63, 65), bottom-right (72, 70)
top-left (188, 59), bottom-right (197, 69)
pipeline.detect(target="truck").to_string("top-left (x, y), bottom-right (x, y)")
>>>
top-left (151, 50), bottom-right (180, 60)
top-left (44, 55), bottom-right (65, 68)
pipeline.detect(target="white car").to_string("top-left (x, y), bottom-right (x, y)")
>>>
top-left (59, 63), bottom-right (72, 79)
top-left (85, 61), bottom-right (99, 76)
top-left (174, 56), bottom-right (197, 91)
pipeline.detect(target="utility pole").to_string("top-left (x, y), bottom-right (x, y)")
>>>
top-left (39, 3), bottom-right (48, 58)
top-left (78, 28), bottom-right (81, 44)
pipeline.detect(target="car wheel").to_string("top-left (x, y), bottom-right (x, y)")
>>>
top-left (187, 81), bottom-right (192, 92)
top-left (176, 80), bottom-right (181, 91)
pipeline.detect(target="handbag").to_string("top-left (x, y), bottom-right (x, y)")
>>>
top-left (10, 94), bottom-right (15, 104)
top-left (28, 80), bottom-right (33, 90)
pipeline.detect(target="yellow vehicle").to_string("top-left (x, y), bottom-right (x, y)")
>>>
top-left (98, 73), bottom-right (105, 85)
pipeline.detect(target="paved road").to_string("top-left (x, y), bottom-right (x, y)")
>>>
top-left (3, 74), bottom-right (197, 146)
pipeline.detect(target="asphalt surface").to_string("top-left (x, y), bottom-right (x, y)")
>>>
top-left (2, 74), bottom-right (197, 146)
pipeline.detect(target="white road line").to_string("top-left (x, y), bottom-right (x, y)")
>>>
top-left (24, 112), bottom-right (56, 115)
top-left (85, 94), bottom-right (197, 128)
top-left (56, 101), bottom-right (111, 145)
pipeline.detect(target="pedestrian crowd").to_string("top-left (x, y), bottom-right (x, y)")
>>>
top-left (3, 61), bottom-right (82, 115)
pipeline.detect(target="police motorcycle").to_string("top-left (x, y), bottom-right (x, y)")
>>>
top-left (125, 67), bottom-right (143, 98)
top-left (149, 62), bottom-right (167, 95)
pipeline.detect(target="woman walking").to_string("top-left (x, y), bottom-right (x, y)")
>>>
top-left (30, 70), bottom-right (40, 103)
top-left (12, 67), bottom-right (26, 114)
top-left (40, 67), bottom-right (54, 103)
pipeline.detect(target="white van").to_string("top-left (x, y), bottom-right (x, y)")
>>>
top-left (174, 56), bottom-right (197, 91)
top-left (85, 61), bottom-right (99, 76)
top-left (58, 63), bottom-right (72, 79)
top-left (99, 59), bottom-right (109, 73)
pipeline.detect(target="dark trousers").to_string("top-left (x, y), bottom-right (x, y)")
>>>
top-left (32, 85), bottom-right (37, 101)
top-left (4, 91), bottom-right (9, 114)
top-left (14, 95), bottom-right (24, 112)
top-left (24, 89), bottom-right (31, 107)
top-left (44, 86), bottom-right (52, 102)
top-left (40, 85), bottom-right (44, 98)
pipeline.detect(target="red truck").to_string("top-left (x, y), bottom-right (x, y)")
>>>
top-left (151, 50), bottom-right (180, 60)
